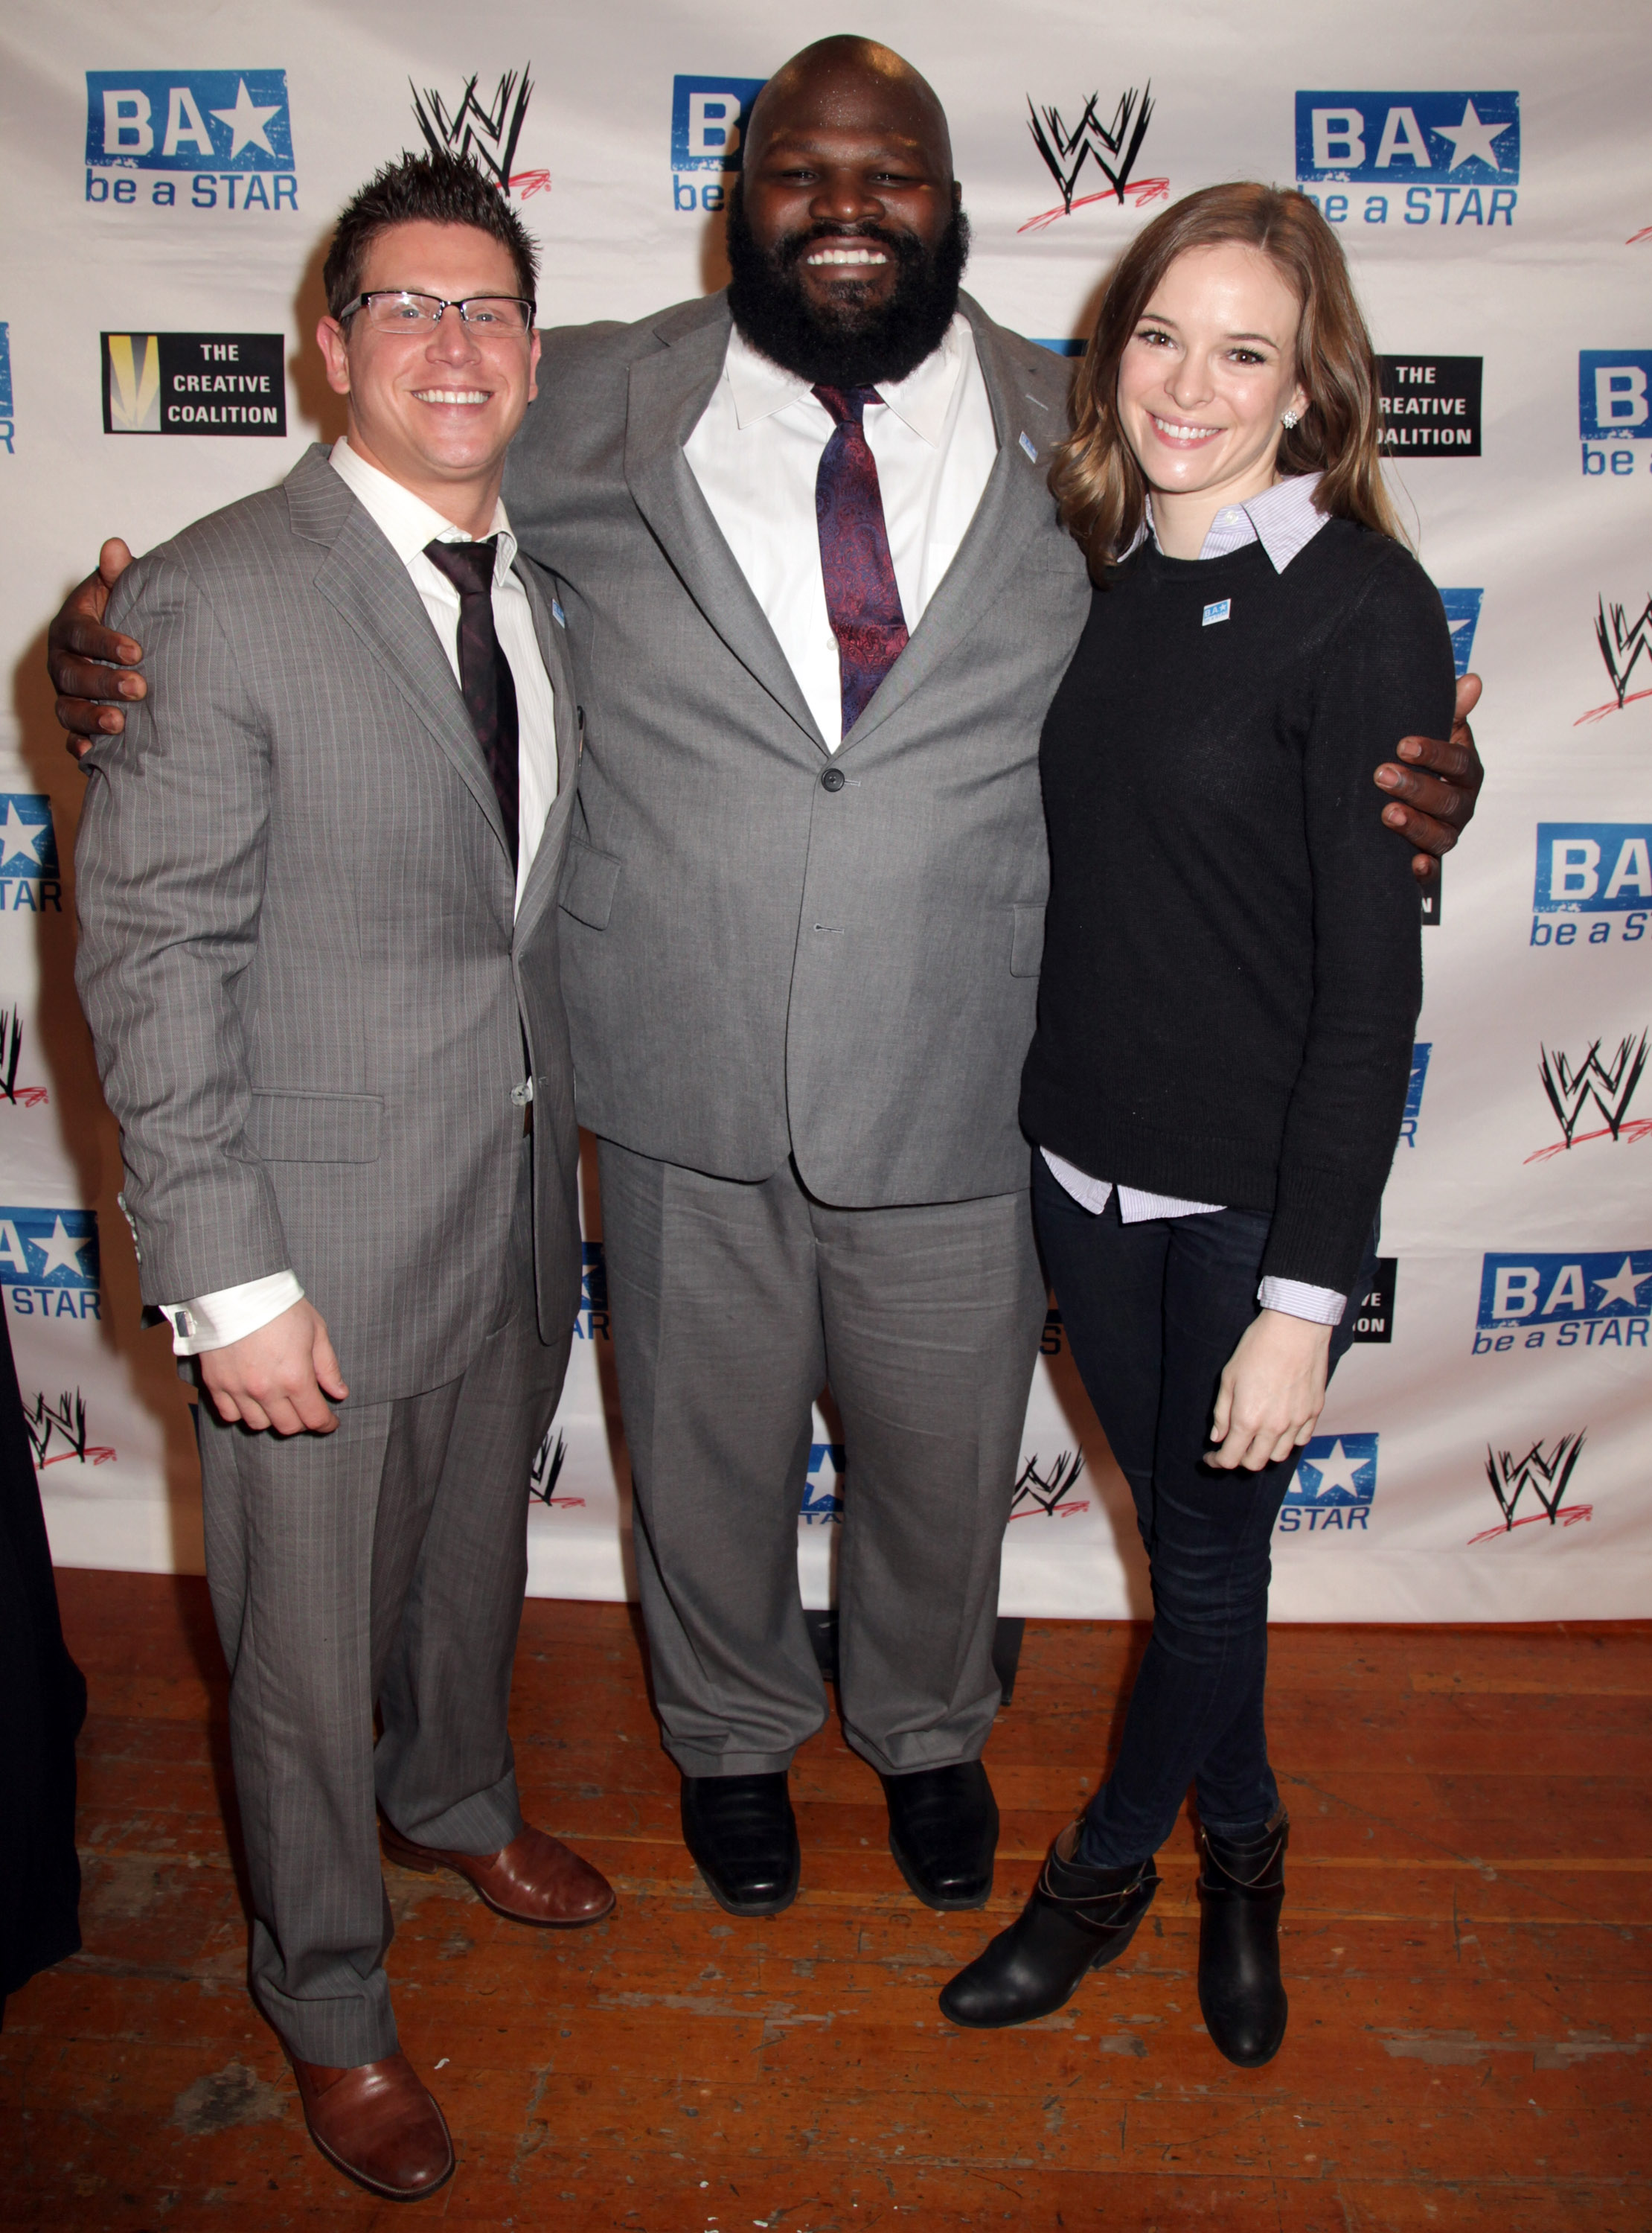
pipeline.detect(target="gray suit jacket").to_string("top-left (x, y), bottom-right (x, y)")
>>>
top-left (504, 290), bottom-right (1092, 1208)
top-left (74, 445), bottom-right (583, 1405)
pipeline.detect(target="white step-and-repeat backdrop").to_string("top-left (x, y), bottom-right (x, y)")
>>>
top-left (1, 0), bottom-right (1648, 1623)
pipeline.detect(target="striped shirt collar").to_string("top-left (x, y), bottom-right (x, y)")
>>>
top-left (1130, 470), bottom-right (1328, 571)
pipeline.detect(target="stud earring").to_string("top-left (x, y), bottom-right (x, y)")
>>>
top-left (1281, 407), bottom-right (1302, 429)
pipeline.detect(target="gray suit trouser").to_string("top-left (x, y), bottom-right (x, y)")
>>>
top-left (598, 1140), bottom-right (1046, 1780)
top-left (196, 1143), bottom-right (567, 2066)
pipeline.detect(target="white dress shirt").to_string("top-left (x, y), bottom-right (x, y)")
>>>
top-left (683, 314), bottom-right (999, 745)
top-left (1043, 473), bottom-right (1351, 1329)
top-left (161, 437), bottom-right (558, 1356)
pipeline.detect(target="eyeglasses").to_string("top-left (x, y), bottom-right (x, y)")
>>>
top-left (342, 290), bottom-right (537, 335)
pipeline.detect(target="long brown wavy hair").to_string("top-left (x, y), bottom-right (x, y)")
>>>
top-left (1050, 182), bottom-right (1403, 581)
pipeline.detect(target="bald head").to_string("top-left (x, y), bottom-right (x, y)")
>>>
top-left (745, 36), bottom-right (953, 183)
top-left (727, 32), bottom-right (966, 387)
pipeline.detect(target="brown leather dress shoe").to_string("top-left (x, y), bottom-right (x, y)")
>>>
top-left (289, 2051), bottom-right (454, 2201)
top-left (380, 1816), bottom-right (616, 1926)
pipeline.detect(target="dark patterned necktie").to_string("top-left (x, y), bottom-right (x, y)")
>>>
top-left (423, 537), bottom-right (519, 862)
top-left (812, 384), bottom-right (909, 734)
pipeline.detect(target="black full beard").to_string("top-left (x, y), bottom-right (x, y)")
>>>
top-left (725, 186), bottom-right (970, 389)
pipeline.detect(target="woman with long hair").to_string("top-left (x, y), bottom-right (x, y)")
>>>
top-left (939, 184), bottom-right (1453, 2066)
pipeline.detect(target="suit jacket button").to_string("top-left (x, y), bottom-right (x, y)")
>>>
top-left (821, 767), bottom-right (846, 793)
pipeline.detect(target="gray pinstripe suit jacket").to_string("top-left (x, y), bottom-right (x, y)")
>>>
top-left (74, 444), bottom-right (583, 1405)
top-left (505, 290), bottom-right (1093, 1207)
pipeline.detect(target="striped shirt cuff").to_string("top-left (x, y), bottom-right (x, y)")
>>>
top-left (1257, 1277), bottom-right (1345, 1327)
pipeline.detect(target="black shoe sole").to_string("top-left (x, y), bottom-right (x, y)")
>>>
top-left (888, 1829), bottom-right (993, 1912)
top-left (938, 1906), bottom-right (1152, 2029)
top-left (688, 1858), bottom-right (800, 1917)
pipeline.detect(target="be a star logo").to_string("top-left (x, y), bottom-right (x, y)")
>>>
top-left (83, 71), bottom-right (297, 215)
top-left (1296, 90), bottom-right (1517, 231)
top-left (1279, 1433), bottom-right (1377, 1533)
top-left (0, 1208), bottom-right (101, 1321)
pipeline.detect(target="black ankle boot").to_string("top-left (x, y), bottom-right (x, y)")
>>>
top-left (938, 1833), bottom-right (1159, 2029)
top-left (1197, 1813), bottom-right (1289, 2066)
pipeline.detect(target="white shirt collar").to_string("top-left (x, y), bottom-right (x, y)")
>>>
top-left (1133, 472), bottom-right (1328, 571)
top-left (329, 436), bottom-right (518, 580)
top-left (723, 312), bottom-right (970, 448)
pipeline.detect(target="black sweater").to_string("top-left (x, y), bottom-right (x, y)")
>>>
top-left (1019, 516), bottom-right (1454, 1299)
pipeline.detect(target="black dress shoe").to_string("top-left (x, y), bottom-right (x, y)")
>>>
top-left (680, 1772), bottom-right (800, 1917)
top-left (939, 1833), bottom-right (1159, 2028)
top-left (1197, 1814), bottom-right (1289, 2067)
top-left (881, 1761), bottom-right (999, 1910)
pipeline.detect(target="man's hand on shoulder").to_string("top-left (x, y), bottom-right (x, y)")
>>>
top-left (49, 539), bottom-right (143, 760)
top-left (199, 1300), bottom-right (349, 1436)
top-left (1375, 671), bottom-right (1484, 881)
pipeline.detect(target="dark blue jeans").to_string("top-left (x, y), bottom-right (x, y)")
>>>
top-left (1032, 1152), bottom-right (1374, 1868)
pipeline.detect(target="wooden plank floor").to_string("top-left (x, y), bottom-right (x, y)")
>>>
top-left (2, 1577), bottom-right (1649, 2231)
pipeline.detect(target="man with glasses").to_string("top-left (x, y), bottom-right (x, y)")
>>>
top-left (71, 153), bottom-right (612, 2202)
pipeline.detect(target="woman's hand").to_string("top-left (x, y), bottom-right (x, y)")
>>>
top-left (1207, 1308), bottom-right (1334, 1472)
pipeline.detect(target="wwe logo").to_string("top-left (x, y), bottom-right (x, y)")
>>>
top-left (1483, 1432), bottom-right (1587, 1532)
top-left (1539, 1031), bottom-right (1649, 1146)
top-left (25, 1387), bottom-right (114, 1467)
top-left (1595, 592), bottom-right (1652, 710)
top-left (0, 1008), bottom-right (20, 1102)
top-left (1010, 1448), bottom-right (1086, 1517)
top-left (411, 68), bottom-right (539, 196)
top-left (528, 1428), bottom-right (566, 1504)
top-left (1027, 85), bottom-right (1156, 215)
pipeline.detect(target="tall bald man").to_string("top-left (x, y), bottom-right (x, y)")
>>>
top-left (505, 40), bottom-right (1477, 1914)
top-left (52, 40), bottom-right (1481, 1921)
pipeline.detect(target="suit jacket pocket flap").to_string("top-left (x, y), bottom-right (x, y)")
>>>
top-left (1011, 904), bottom-right (1046, 978)
top-left (558, 837), bottom-right (621, 930)
top-left (246, 1091), bottom-right (383, 1163)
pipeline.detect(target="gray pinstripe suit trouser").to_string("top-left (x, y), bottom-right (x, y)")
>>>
top-left (195, 1145), bottom-right (568, 2067)
top-left (598, 1140), bottom-right (1048, 1783)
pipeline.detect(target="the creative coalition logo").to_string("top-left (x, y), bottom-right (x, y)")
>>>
top-left (0, 1209), bottom-right (100, 1322)
top-left (1575, 592), bottom-right (1652, 723)
top-left (1470, 1432), bottom-right (1591, 1544)
top-left (1010, 1448), bottom-right (1089, 1519)
top-left (411, 68), bottom-right (548, 199)
top-left (1020, 83), bottom-right (1168, 234)
top-left (0, 322), bottom-right (12, 456)
top-left (1579, 351), bottom-right (1652, 478)
top-left (0, 796), bottom-right (62, 916)
top-left (802, 1440), bottom-right (845, 1524)
top-left (1526, 1032), bottom-right (1651, 1161)
top-left (670, 76), bottom-right (764, 215)
top-left (101, 334), bottom-right (285, 437)
top-left (1278, 1433), bottom-right (1377, 1533)
top-left (1441, 589), bottom-right (1482, 678)
top-left (1378, 357), bottom-right (1481, 456)
top-left (1351, 1258), bottom-right (1398, 1344)
top-left (26, 1388), bottom-right (115, 1470)
top-left (1531, 823), bottom-right (1652, 949)
top-left (1474, 1250), bottom-right (1651, 1354)
top-left (1400, 1042), bottom-right (1431, 1148)
top-left (83, 71), bottom-right (297, 214)
top-left (0, 1010), bottom-right (48, 1111)
top-left (1295, 91), bottom-right (1518, 229)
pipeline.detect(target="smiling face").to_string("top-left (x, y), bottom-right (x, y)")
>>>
top-left (1115, 241), bottom-right (1308, 515)
top-left (725, 39), bottom-right (967, 389)
top-left (316, 218), bottom-right (539, 531)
